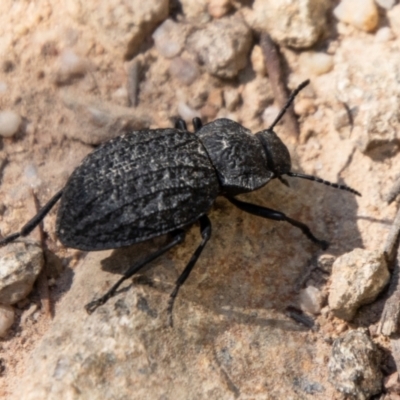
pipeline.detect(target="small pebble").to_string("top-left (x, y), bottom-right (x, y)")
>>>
top-left (87, 107), bottom-right (111, 127)
top-left (317, 254), bottom-right (336, 273)
top-left (388, 5), bottom-right (400, 37)
top-left (54, 49), bottom-right (87, 85)
top-left (262, 105), bottom-right (280, 127)
top-left (207, 89), bottom-right (223, 109)
top-left (299, 285), bottom-right (323, 315)
top-left (21, 303), bottom-right (40, 325)
top-left (0, 110), bottom-right (22, 138)
top-left (299, 52), bottom-right (334, 76)
top-left (375, 26), bottom-right (394, 42)
top-left (152, 19), bottom-right (186, 59)
top-left (208, 0), bottom-right (231, 19)
top-left (112, 87), bottom-right (129, 106)
top-left (250, 45), bottom-right (265, 76)
top-left (24, 164), bottom-right (41, 189)
top-left (223, 88), bottom-right (240, 111)
top-left (177, 102), bottom-right (201, 122)
top-left (334, 0), bottom-right (379, 32)
top-left (169, 57), bottom-right (199, 85)
top-left (375, 0), bottom-right (396, 10)
top-left (0, 81), bottom-right (7, 93)
top-left (294, 98), bottom-right (316, 116)
top-left (0, 304), bottom-right (14, 337)
top-left (384, 372), bottom-right (400, 391)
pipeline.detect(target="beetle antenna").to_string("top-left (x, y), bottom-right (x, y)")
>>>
top-left (287, 172), bottom-right (361, 196)
top-left (268, 80), bottom-right (310, 131)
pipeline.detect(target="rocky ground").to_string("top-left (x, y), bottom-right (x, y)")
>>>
top-left (0, 0), bottom-right (400, 399)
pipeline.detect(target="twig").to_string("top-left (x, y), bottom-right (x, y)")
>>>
top-left (127, 59), bottom-right (140, 107)
top-left (31, 189), bottom-right (51, 318)
top-left (391, 337), bottom-right (400, 377)
top-left (377, 200), bottom-right (400, 336)
top-left (385, 173), bottom-right (400, 204)
top-left (383, 205), bottom-right (400, 266)
top-left (259, 32), bottom-right (299, 138)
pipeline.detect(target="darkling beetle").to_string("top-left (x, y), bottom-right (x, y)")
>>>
top-left (0, 80), bottom-right (360, 325)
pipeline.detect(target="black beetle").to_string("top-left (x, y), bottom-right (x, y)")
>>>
top-left (0, 80), bottom-right (360, 325)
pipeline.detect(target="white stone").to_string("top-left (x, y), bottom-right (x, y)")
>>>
top-left (0, 110), bottom-right (22, 138)
top-left (328, 249), bottom-right (389, 321)
top-left (299, 52), bottom-right (334, 76)
top-left (152, 19), bottom-right (186, 59)
top-left (388, 5), bottom-right (400, 37)
top-left (375, 0), bottom-right (396, 10)
top-left (299, 285), bottom-right (322, 315)
top-left (177, 102), bottom-right (201, 122)
top-left (334, 0), bottom-right (379, 32)
top-left (375, 27), bottom-right (394, 42)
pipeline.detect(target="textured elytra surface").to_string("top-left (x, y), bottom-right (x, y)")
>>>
top-left (196, 118), bottom-right (273, 195)
top-left (56, 128), bottom-right (219, 250)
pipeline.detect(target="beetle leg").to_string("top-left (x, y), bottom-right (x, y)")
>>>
top-left (0, 189), bottom-right (64, 247)
top-left (85, 229), bottom-right (186, 314)
top-left (167, 214), bottom-right (211, 327)
top-left (174, 119), bottom-right (187, 130)
top-left (227, 196), bottom-right (329, 250)
top-left (192, 117), bottom-right (203, 132)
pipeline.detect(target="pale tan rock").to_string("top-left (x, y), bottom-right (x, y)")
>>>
top-left (328, 249), bottom-right (389, 321)
top-left (67, 0), bottom-right (169, 58)
top-left (0, 241), bottom-right (43, 305)
top-left (333, 0), bottom-right (379, 32)
top-left (187, 15), bottom-right (252, 78)
top-left (249, 0), bottom-right (330, 48)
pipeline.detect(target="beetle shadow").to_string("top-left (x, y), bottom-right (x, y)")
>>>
top-left (186, 177), bottom-right (363, 327)
top-left (96, 174), bottom-right (363, 331)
